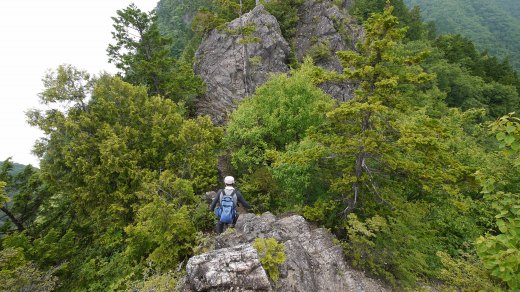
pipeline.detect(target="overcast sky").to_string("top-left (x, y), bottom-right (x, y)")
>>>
top-left (0, 1), bottom-right (158, 166)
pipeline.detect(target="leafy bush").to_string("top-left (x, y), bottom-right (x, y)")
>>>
top-left (342, 202), bottom-right (443, 288)
top-left (436, 251), bottom-right (502, 291)
top-left (253, 238), bottom-right (286, 283)
top-left (307, 40), bottom-right (333, 63)
top-left (125, 263), bottom-right (180, 292)
top-left (226, 60), bottom-right (334, 173)
top-left (225, 60), bottom-right (334, 211)
top-left (124, 197), bottom-right (197, 271)
top-left (475, 114), bottom-right (520, 290)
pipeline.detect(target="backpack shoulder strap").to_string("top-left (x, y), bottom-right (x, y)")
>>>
top-left (218, 189), bottom-right (224, 206)
top-left (231, 189), bottom-right (237, 207)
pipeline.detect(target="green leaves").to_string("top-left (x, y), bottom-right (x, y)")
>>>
top-left (23, 68), bottom-right (222, 289)
top-left (226, 59), bottom-right (334, 173)
top-left (225, 60), bottom-right (334, 211)
top-left (476, 218), bottom-right (520, 290)
top-left (253, 238), bottom-right (286, 283)
top-left (475, 113), bottom-right (520, 290)
top-left (124, 197), bottom-right (197, 270)
top-left (107, 3), bottom-right (204, 106)
top-left (491, 113), bottom-right (520, 167)
top-left (0, 181), bottom-right (7, 205)
top-left (0, 248), bottom-right (58, 292)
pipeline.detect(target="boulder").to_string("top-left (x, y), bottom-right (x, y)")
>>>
top-left (183, 212), bottom-right (389, 292)
top-left (185, 244), bottom-right (271, 292)
top-left (294, 0), bottom-right (363, 102)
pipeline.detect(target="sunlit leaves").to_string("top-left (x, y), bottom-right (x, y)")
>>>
top-left (476, 113), bottom-right (520, 290)
top-left (226, 60), bottom-right (334, 173)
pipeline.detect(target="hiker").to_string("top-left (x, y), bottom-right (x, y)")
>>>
top-left (210, 176), bottom-right (251, 233)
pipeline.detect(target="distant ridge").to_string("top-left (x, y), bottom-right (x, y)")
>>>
top-left (404, 0), bottom-right (520, 72)
top-left (0, 161), bottom-right (27, 176)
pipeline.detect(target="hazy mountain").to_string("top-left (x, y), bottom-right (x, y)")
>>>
top-left (404, 0), bottom-right (520, 72)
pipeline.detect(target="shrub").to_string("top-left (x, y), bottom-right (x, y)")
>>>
top-left (253, 237), bottom-right (286, 283)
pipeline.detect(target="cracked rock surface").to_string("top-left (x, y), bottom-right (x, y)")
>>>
top-left (194, 5), bottom-right (290, 124)
top-left (183, 212), bottom-right (389, 292)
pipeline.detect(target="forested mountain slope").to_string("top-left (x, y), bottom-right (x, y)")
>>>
top-left (0, 161), bottom-right (27, 176)
top-left (1, 1), bottom-right (519, 291)
top-left (496, 0), bottom-right (520, 20)
top-left (404, 0), bottom-right (520, 72)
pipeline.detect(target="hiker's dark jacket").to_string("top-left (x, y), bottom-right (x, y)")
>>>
top-left (210, 188), bottom-right (251, 211)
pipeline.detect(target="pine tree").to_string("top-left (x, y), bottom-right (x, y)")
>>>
top-left (318, 3), bottom-right (434, 212)
top-left (107, 4), bottom-right (177, 99)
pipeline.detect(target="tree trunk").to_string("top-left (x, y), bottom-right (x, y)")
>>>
top-left (0, 206), bottom-right (24, 232)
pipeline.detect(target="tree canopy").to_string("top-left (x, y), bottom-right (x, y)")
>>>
top-left (404, 0), bottom-right (520, 72)
top-left (1, 1), bottom-right (519, 290)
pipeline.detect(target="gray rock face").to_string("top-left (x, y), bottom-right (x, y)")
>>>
top-left (185, 244), bottom-right (271, 291)
top-left (194, 1), bottom-right (366, 123)
top-left (194, 5), bottom-right (290, 124)
top-left (184, 212), bottom-right (389, 292)
top-left (294, 0), bottom-right (363, 102)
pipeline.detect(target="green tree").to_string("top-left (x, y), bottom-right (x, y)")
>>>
top-left (262, 0), bottom-right (305, 41)
top-left (226, 60), bottom-right (334, 173)
top-left (23, 65), bottom-right (221, 289)
top-left (0, 181), bottom-right (7, 216)
top-left (0, 159), bottom-right (25, 232)
top-left (433, 34), bottom-right (520, 99)
top-left (107, 4), bottom-right (172, 97)
top-left (8, 166), bottom-right (52, 234)
top-left (107, 4), bottom-right (204, 107)
top-left (156, 0), bottom-right (214, 57)
top-left (276, 5), bottom-right (498, 286)
top-left (426, 55), bottom-right (520, 118)
top-left (0, 248), bottom-right (58, 292)
top-left (350, 0), bottom-right (433, 40)
top-left (404, 0), bottom-right (520, 71)
top-left (319, 4), bottom-right (433, 211)
top-left (476, 113), bottom-right (520, 290)
top-left (225, 60), bottom-right (334, 211)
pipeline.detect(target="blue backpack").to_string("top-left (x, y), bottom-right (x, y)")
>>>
top-left (215, 190), bottom-right (237, 224)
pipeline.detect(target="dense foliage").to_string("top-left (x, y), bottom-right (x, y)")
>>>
top-left (225, 61), bottom-right (334, 212)
top-left (1, 1), bottom-right (519, 290)
top-left (352, 0), bottom-right (520, 118)
top-left (108, 4), bottom-right (205, 113)
top-left (0, 161), bottom-right (27, 177)
top-left (350, 0), bottom-right (435, 40)
top-left (2, 64), bottom-right (221, 289)
top-left (403, 0), bottom-right (520, 72)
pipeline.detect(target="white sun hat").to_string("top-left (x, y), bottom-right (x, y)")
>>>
top-left (224, 176), bottom-right (235, 184)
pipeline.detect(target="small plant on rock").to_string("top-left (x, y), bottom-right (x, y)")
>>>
top-left (253, 238), bottom-right (286, 283)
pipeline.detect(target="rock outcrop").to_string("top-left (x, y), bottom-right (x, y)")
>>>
top-left (186, 244), bottom-right (271, 291)
top-left (294, 0), bottom-right (362, 101)
top-left (194, 1), bottom-right (365, 124)
top-left (194, 5), bottom-right (291, 124)
top-left (182, 212), bottom-right (389, 292)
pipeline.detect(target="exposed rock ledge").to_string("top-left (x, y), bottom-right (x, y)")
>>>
top-left (181, 212), bottom-right (389, 292)
top-left (194, 5), bottom-right (290, 124)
